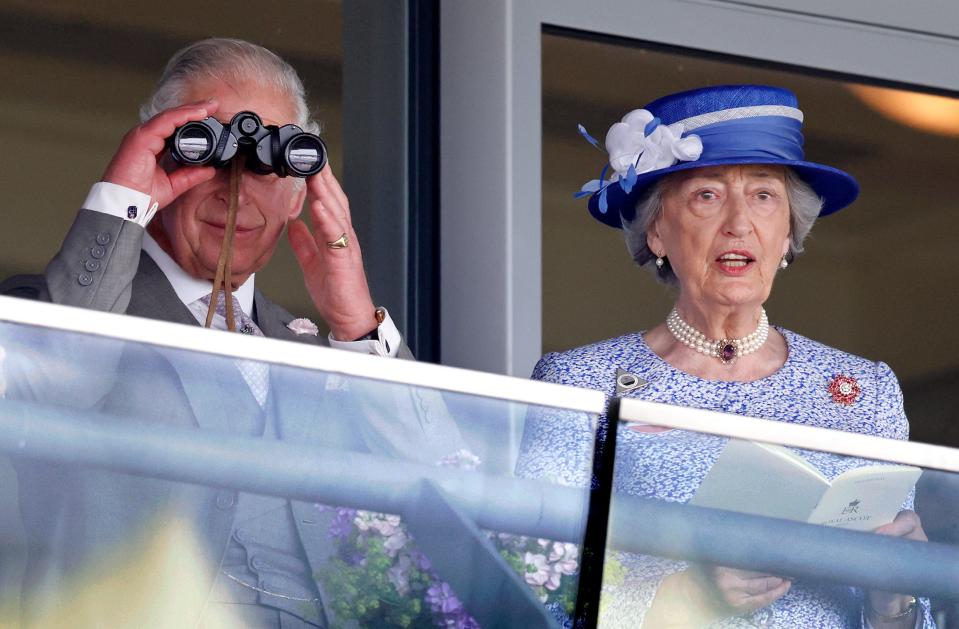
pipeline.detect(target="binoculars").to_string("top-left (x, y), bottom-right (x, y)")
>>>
top-left (168, 111), bottom-right (327, 178)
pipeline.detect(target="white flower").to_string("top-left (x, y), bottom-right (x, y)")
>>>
top-left (287, 318), bottom-right (319, 336)
top-left (604, 108), bottom-right (702, 179)
top-left (548, 542), bottom-right (579, 576)
top-left (524, 552), bottom-right (550, 587)
top-left (383, 530), bottom-right (410, 557)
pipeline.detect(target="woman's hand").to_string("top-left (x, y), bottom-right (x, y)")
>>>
top-left (646, 565), bottom-right (791, 627)
top-left (867, 510), bottom-right (925, 626)
top-left (703, 565), bottom-right (792, 614)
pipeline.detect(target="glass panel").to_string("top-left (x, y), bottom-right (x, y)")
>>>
top-left (605, 400), bottom-right (959, 628)
top-left (541, 32), bottom-right (959, 449)
top-left (0, 312), bottom-right (600, 628)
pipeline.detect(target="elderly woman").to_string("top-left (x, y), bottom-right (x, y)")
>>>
top-left (517, 85), bottom-right (931, 628)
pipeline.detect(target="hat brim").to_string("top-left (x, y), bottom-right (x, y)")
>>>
top-left (587, 158), bottom-right (860, 229)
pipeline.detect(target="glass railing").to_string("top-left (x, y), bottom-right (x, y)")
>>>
top-left (1, 295), bottom-right (958, 628)
top-left (607, 399), bottom-right (959, 628)
top-left (0, 296), bottom-right (604, 628)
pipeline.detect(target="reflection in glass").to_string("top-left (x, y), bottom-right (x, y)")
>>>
top-left (0, 317), bottom-right (598, 627)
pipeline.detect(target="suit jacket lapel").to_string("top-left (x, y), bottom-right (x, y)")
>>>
top-left (127, 252), bottom-right (197, 326)
top-left (129, 252), bottom-right (263, 431)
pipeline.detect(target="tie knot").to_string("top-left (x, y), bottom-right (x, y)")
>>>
top-left (198, 291), bottom-right (259, 335)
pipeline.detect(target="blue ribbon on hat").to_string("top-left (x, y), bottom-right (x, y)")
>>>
top-left (692, 116), bottom-right (804, 162)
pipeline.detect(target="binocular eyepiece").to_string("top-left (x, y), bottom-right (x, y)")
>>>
top-left (169, 111), bottom-right (327, 178)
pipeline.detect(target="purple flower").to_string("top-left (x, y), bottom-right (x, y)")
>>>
top-left (440, 611), bottom-right (481, 629)
top-left (328, 508), bottom-right (357, 541)
top-left (426, 582), bottom-right (463, 615)
top-left (349, 551), bottom-right (367, 566)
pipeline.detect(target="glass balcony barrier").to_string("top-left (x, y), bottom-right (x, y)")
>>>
top-left (597, 398), bottom-right (959, 628)
top-left (0, 295), bottom-right (605, 628)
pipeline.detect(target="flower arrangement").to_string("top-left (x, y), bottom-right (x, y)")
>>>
top-left (318, 506), bottom-right (479, 628)
top-left (493, 533), bottom-right (579, 624)
top-left (316, 450), bottom-right (580, 628)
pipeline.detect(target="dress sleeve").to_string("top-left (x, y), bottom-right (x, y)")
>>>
top-left (516, 353), bottom-right (595, 487)
top-left (873, 361), bottom-right (908, 441)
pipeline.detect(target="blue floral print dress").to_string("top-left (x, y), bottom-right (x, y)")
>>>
top-left (517, 328), bottom-right (933, 628)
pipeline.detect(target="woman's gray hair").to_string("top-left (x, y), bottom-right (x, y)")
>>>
top-left (622, 168), bottom-right (823, 285)
top-left (139, 38), bottom-right (319, 135)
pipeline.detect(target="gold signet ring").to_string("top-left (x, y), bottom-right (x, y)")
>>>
top-left (326, 233), bottom-right (349, 249)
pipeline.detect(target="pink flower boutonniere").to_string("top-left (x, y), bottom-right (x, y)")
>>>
top-left (287, 318), bottom-right (319, 336)
top-left (828, 375), bottom-right (861, 406)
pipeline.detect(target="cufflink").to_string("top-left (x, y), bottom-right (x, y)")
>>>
top-left (351, 307), bottom-right (388, 342)
top-left (127, 205), bottom-right (138, 219)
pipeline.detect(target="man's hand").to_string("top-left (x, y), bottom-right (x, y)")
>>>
top-left (101, 101), bottom-right (220, 208)
top-left (288, 166), bottom-right (378, 341)
top-left (703, 565), bottom-right (792, 614)
top-left (868, 510), bottom-right (925, 625)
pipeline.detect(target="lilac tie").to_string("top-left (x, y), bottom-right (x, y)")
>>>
top-left (197, 292), bottom-right (269, 408)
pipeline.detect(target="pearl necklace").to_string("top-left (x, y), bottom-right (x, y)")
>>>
top-left (666, 308), bottom-right (769, 365)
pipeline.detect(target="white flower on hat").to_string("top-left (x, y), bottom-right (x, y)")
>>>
top-left (604, 109), bottom-right (702, 179)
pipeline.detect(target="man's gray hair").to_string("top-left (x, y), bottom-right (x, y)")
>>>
top-left (622, 168), bottom-right (823, 285)
top-left (139, 38), bottom-right (319, 134)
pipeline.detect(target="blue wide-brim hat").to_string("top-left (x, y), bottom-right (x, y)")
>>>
top-left (578, 85), bottom-right (860, 229)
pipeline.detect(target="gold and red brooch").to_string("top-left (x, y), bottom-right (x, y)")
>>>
top-left (828, 375), bottom-right (861, 405)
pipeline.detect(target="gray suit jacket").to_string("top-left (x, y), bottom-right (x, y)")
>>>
top-left (1, 209), bottom-right (462, 625)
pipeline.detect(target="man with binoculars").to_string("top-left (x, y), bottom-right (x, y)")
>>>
top-left (2, 38), bottom-right (463, 627)
top-left (51, 38), bottom-right (396, 353)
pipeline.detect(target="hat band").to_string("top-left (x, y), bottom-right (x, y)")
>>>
top-left (691, 116), bottom-right (805, 162)
top-left (676, 105), bottom-right (803, 131)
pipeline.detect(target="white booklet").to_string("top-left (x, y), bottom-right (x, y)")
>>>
top-left (689, 439), bottom-right (922, 531)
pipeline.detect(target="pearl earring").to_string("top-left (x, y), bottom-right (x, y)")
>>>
top-left (655, 256), bottom-right (664, 268)
top-left (780, 256), bottom-right (789, 269)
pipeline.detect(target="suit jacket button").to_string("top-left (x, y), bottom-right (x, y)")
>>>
top-left (85, 259), bottom-right (101, 272)
top-left (90, 246), bottom-right (106, 259)
top-left (96, 232), bottom-right (111, 245)
top-left (77, 273), bottom-right (93, 286)
top-left (215, 491), bottom-right (236, 510)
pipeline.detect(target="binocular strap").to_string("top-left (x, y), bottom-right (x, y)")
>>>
top-left (204, 157), bottom-right (243, 330)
